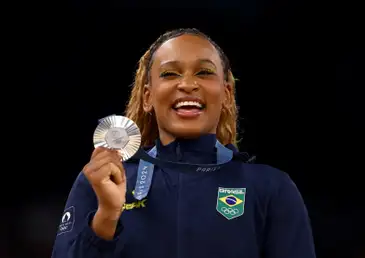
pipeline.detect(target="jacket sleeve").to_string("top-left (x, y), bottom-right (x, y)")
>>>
top-left (51, 172), bottom-right (124, 258)
top-left (263, 172), bottom-right (316, 258)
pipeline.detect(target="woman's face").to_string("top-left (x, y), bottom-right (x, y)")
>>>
top-left (143, 34), bottom-right (231, 144)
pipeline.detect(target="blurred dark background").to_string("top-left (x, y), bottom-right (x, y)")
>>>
top-left (7, 0), bottom-right (364, 257)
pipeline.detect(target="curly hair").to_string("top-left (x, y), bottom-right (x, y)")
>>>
top-left (125, 28), bottom-right (238, 147)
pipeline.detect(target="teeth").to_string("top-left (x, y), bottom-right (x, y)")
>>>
top-left (174, 101), bottom-right (203, 109)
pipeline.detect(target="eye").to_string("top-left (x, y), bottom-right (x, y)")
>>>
top-left (160, 71), bottom-right (181, 78)
top-left (195, 69), bottom-right (216, 76)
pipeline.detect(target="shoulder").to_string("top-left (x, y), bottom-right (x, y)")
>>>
top-left (239, 162), bottom-right (289, 182)
top-left (232, 162), bottom-right (307, 219)
top-left (228, 144), bottom-right (290, 188)
top-left (232, 160), bottom-right (296, 198)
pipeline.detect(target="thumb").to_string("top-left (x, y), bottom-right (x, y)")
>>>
top-left (110, 163), bottom-right (125, 185)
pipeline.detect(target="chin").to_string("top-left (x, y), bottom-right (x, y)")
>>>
top-left (173, 131), bottom-right (205, 139)
top-left (168, 124), bottom-right (212, 139)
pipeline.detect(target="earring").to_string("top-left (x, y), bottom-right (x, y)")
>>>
top-left (147, 107), bottom-right (153, 116)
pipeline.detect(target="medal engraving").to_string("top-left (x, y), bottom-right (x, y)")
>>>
top-left (93, 115), bottom-right (141, 161)
top-left (105, 127), bottom-right (129, 149)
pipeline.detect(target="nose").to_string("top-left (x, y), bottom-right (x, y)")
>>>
top-left (177, 77), bottom-right (199, 93)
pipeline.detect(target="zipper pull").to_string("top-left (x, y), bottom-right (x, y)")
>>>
top-left (176, 143), bottom-right (183, 161)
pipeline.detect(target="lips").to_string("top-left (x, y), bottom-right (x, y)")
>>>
top-left (174, 100), bottom-right (203, 109)
top-left (172, 97), bottom-right (205, 110)
top-left (171, 97), bottom-right (205, 118)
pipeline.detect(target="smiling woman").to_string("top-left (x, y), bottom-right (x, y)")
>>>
top-left (52, 28), bottom-right (316, 258)
top-left (126, 29), bottom-right (237, 147)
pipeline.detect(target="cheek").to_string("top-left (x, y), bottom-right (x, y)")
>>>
top-left (151, 84), bottom-right (173, 110)
top-left (206, 85), bottom-right (226, 109)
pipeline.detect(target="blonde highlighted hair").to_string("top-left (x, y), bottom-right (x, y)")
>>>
top-left (125, 28), bottom-right (239, 147)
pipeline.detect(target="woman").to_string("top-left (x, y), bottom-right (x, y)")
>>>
top-left (52, 28), bottom-right (316, 258)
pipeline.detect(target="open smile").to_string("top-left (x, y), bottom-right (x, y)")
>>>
top-left (171, 98), bottom-right (206, 119)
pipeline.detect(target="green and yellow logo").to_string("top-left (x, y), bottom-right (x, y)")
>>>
top-left (123, 190), bottom-right (148, 211)
top-left (123, 199), bottom-right (147, 210)
top-left (216, 187), bottom-right (246, 220)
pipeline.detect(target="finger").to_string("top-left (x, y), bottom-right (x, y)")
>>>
top-left (85, 155), bottom-right (115, 173)
top-left (85, 151), bottom-right (123, 174)
top-left (91, 147), bottom-right (109, 159)
top-left (90, 162), bottom-right (122, 185)
top-left (93, 148), bottom-right (122, 162)
top-left (87, 162), bottom-right (112, 184)
top-left (110, 151), bottom-right (124, 175)
top-left (110, 162), bottom-right (124, 185)
top-left (108, 152), bottom-right (125, 184)
top-left (92, 148), bottom-right (122, 164)
top-left (98, 150), bottom-right (123, 172)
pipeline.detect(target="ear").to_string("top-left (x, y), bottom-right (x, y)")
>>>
top-left (143, 84), bottom-right (153, 112)
top-left (223, 81), bottom-right (233, 108)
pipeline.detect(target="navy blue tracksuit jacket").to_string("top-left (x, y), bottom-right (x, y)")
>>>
top-left (52, 134), bottom-right (316, 258)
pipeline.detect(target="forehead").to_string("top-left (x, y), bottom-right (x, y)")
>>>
top-left (152, 34), bottom-right (221, 68)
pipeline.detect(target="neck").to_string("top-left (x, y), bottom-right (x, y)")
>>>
top-left (155, 133), bottom-right (219, 164)
top-left (158, 130), bottom-right (176, 146)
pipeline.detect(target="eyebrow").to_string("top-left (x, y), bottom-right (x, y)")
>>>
top-left (160, 59), bottom-right (217, 68)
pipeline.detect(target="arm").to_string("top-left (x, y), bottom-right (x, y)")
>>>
top-left (51, 172), bottom-right (124, 258)
top-left (263, 173), bottom-right (316, 258)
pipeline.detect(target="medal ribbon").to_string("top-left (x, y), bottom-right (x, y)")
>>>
top-left (133, 141), bottom-right (234, 200)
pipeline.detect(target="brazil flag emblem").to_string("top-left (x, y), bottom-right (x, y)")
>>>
top-left (216, 187), bottom-right (246, 220)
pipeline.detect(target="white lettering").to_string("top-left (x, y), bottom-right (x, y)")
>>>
top-left (219, 188), bottom-right (245, 194)
top-left (196, 166), bottom-right (221, 172)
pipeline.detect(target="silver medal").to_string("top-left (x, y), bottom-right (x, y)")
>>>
top-left (93, 115), bottom-right (142, 161)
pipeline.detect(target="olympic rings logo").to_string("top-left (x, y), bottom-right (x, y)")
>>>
top-left (221, 207), bottom-right (239, 215)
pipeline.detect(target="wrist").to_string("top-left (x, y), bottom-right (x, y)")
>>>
top-left (96, 206), bottom-right (123, 221)
top-left (91, 208), bottom-right (122, 240)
